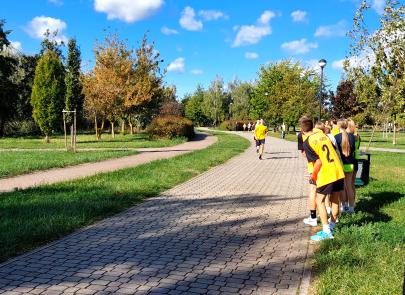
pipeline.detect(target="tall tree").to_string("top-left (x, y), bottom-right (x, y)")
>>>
top-left (0, 20), bottom-right (18, 136)
top-left (184, 85), bottom-right (208, 126)
top-left (331, 80), bottom-right (360, 119)
top-left (64, 38), bottom-right (84, 125)
top-left (202, 76), bottom-right (227, 126)
top-left (228, 78), bottom-right (252, 120)
top-left (30, 50), bottom-right (65, 142)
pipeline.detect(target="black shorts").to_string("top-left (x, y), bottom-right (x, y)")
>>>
top-left (317, 179), bottom-right (344, 195)
top-left (257, 139), bottom-right (265, 145)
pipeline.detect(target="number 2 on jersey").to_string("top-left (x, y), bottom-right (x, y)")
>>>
top-left (322, 144), bottom-right (334, 163)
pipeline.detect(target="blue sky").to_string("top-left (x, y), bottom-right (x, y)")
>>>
top-left (2, 0), bottom-right (384, 99)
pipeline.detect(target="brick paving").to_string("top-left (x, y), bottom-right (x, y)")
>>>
top-left (0, 133), bottom-right (217, 193)
top-left (0, 133), bottom-right (311, 295)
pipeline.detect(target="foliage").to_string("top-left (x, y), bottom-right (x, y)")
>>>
top-left (331, 80), bottom-right (361, 119)
top-left (184, 85), bottom-right (209, 126)
top-left (0, 20), bottom-right (18, 137)
top-left (64, 38), bottom-right (83, 125)
top-left (147, 115), bottom-right (194, 139)
top-left (228, 78), bottom-right (252, 120)
top-left (30, 50), bottom-right (65, 141)
top-left (202, 76), bottom-right (228, 126)
top-left (219, 119), bottom-right (255, 131)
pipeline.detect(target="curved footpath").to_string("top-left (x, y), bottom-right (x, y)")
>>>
top-left (0, 132), bottom-right (312, 295)
top-left (0, 133), bottom-right (217, 193)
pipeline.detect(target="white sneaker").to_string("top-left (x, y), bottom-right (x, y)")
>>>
top-left (303, 217), bottom-right (317, 227)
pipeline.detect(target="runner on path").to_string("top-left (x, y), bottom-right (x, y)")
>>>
top-left (254, 119), bottom-right (268, 160)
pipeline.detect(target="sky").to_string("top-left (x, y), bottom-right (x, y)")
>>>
top-left (2, 0), bottom-right (384, 99)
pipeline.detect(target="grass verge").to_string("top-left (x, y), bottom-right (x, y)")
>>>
top-left (0, 150), bottom-right (138, 178)
top-left (0, 132), bottom-right (250, 263)
top-left (0, 133), bottom-right (186, 149)
top-left (312, 152), bottom-right (405, 295)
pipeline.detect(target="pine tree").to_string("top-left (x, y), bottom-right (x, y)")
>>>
top-left (30, 50), bottom-right (65, 142)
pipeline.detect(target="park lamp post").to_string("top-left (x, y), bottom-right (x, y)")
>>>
top-left (318, 59), bottom-right (327, 122)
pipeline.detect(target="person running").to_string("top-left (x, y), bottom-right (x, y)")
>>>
top-left (255, 119), bottom-right (268, 160)
top-left (300, 117), bottom-right (345, 241)
top-left (335, 118), bottom-right (357, 213)
top-left (299, 119), bottom-right (324, 227)
top-left (253, 120), bottom-right (260, 153)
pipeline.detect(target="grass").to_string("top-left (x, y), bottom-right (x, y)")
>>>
top-left (0, 150), bottom-right (138, 178)
top-left (358, 130), bottom-right (405, 150)
top-left (312, 152), bottom-right (405, 295)
top-left (0, 133), bottom-right (186, 150)
top-left (0, 132), bottom-right (250, 263)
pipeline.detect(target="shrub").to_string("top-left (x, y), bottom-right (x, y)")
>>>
top-left (147, 115), bottom-right (195, 139)
top-left (219, 120), bottom-right (255, 131)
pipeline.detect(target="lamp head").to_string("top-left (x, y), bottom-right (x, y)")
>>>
top-left (318, 59), bottom-right (327, 68)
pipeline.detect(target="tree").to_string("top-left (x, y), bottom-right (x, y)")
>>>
top-left (0, 20), bottom-right (18, 136)
top-left (184, 85), bottom-right (208, 126)
top-left (64, 38), bottom-right (84, 125)
top-left (228, 78), bottom-right (252, 120)
top-left (331, 80), bottom-right (360, 118)
top-left (202, 76), bottom-right (227, 126)
top-left (346, 0), bottom-right (405, 144)
top-left (30, 50), bottom-right (65, 142)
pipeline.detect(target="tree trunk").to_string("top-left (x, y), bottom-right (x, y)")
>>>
top-left (45, 134), bottom-right (50, 143)
top-left (366, 124), bottom-right (377, 151)
top-left (393, 119), bottom-right (397, 145)
top-left (94, 116), bottom-right (99, 141)
top-left (111, 121), bottom-right (115, 138)
top-left (121, 121), bottom-right (124, 135)
top-left (129, 122), bottom-right (133, 135)
top-left (0, 119), bottom-right (4, 137)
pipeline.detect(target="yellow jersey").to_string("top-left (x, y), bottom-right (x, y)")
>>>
top-left (303, 131), bottom-right (345, 188)
top-left (302, 128), bottom-right (323, 174)
top-left (331, 126), bottom-right (340, 137)
top-left (255, 124), bottom-right (268, 140)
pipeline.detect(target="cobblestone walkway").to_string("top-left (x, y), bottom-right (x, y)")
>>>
top-left (0, 133), bottom-right (311, 295)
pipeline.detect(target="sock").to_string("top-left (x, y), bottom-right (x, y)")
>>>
top-left (323, 224), bottom-right (331, 234)
top-left (310, 210), bottom-right (316, 219)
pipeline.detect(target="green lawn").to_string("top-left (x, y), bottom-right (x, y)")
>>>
top-left (0, 150), bottom-right (138, 178)
top-left (312, 152), bottom-right (405, 295)
top-left (359, 130), bottom-right (405, 150)
top-left (0, 132), bottom-right (250, 263)
top-left (0, 133), bottom-right (186, 150)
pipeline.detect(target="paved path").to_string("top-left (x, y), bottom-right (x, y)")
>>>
top-left (0, 133), bottom-right (311, 295)
top-left (0, 133), bottom-right (217, 193)
top-left (361, 147), bottom-right (405, 153)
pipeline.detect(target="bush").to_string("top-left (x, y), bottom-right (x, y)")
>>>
top-left (147, 115), bottom-right (195, 139)
top-left (219, 120), bottom-right (255, 131)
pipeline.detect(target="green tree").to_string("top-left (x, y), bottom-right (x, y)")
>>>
top-left (228, 78), bottom-right (252, 120)
top-left (30, 50), bottom-right (65, 142)
top-left (0, 19), bottom-right (18, 137)
top-left (64, 38), bottom-right (84, 125)
top-left (202, 76), bottom-right (227, 126)
top-left (184, 85), bottom-right (208, 126)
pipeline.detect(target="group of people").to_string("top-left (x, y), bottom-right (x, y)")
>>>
top-left (243, 122), bottom-right (255, 132)
top-left (298, 117), bottom-right (361, 241)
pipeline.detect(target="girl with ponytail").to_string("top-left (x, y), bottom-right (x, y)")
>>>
top-left (335, 118), bottom-right (356, 213)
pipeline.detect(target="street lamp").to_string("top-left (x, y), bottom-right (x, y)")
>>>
top-left (318, 59), bottom-right (327, 121)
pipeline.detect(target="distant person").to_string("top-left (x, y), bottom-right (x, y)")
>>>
top-left (335, 118), bottom-right (356, 213)
top-left (253, 120), bottom-right (260, 153)
top-left (254, 119), bottom-right (268, 160)
top-left (281, 122), bottom-right (286, 139)
top-left (247, 122), bottom-right (252, 131)
top-left (243, 123), bottom-right (247, 131)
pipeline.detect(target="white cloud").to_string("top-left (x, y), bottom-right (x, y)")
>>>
top-left (372, 0), bottom-right (386, 14)
top-left (26, 16), bottom-right (68, 43)
top-left (94, 0), bottom-right (163, 23)
top-left (49, 0), bottom-right (63, 5)
top-left (332, 51), bottom-right (375, 70)
top-left (179, 6), bottom-right (203, 31)
top-left (245, 52), bottom-right (259, 59)
top-left (190, 69), bottom-right (203, 75)
top-left (167, 57), bottom-right (185, 73)
top-left (198, 10), bottom-right (228, 21)
top-left (314, 20), bottom-right (348, 37)
top-left (291, 10), bottom-right (307, 22)
top-left (232, 10), bottom-right (275, 47)
top-left (281, 38), bottom-right (318, 55)
top-left (10, 41), bottom-right (22, 52)
top-left (161, 26), bottom-right (179, 35)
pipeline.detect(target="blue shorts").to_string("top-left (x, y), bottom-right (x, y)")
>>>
top-left (257, 139), bottom-right (265, 145)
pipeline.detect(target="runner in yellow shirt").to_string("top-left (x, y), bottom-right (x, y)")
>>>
top-left (254, 119), bottom-right (268, 160)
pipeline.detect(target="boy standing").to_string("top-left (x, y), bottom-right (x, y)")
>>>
top-left (300, 117), bottom-right (345, 241)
